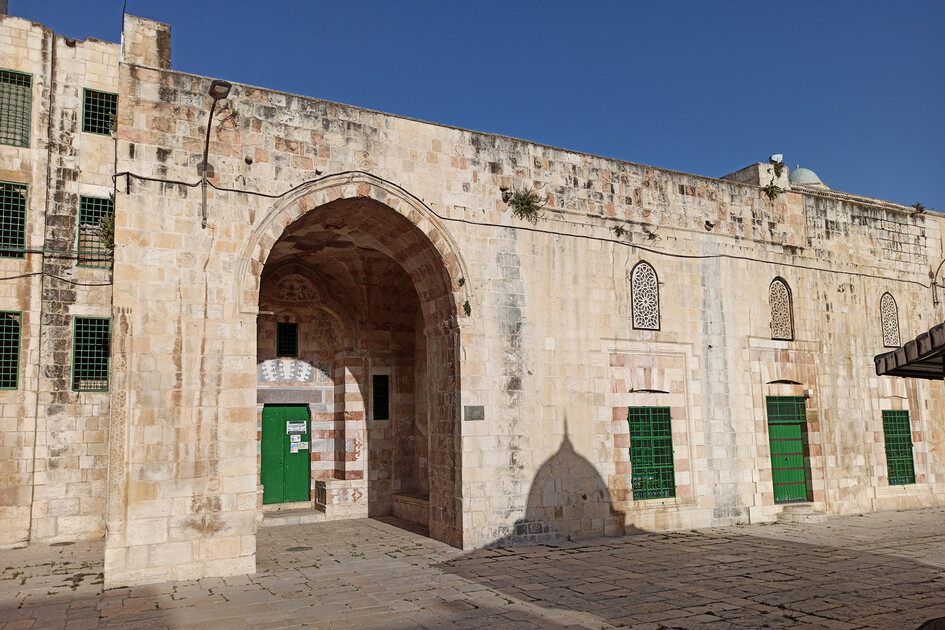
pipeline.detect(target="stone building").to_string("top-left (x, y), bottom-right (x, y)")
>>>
top-left (1, 13), bottom-right (942, 587)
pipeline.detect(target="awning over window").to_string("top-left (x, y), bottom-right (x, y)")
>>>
top-left (874, 322), bottom-right (945, 380)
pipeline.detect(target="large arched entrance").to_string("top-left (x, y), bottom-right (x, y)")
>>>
top-left (242, 175), bottom-right (465, 546)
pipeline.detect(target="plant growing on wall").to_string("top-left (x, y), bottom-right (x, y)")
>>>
top-left (771, 159), bottom-right (785, 178)
top-left (761, 183), bottom-right (782, 200)
top-left (612, 224), bottom-right (627, 238)
top-left (507, 189), bottom-right (545, 223)
top-left (97, 208), bottom-right (115, 251)
top-left (912, 202), bottom-right (927, 215)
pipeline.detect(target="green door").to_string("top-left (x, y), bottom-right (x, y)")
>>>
top-left (766, 396), bottom-right (809, 503)
top-left (261, 405), bottom-right (311, 504)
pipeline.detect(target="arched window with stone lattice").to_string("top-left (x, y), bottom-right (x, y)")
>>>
top-left (769, 278), bottom-right (794, 341)
top-left (631, 261), bottom-right (660, 330)
top-left (880, 292), bottom-right (900, 348)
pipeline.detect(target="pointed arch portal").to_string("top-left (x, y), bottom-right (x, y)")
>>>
top-left (243, 174), bottom-right (465, 547)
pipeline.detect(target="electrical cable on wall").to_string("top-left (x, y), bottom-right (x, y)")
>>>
top-left (110, 169), bottom-right (932, 290)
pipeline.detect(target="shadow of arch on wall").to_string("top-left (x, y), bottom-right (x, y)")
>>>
top-left (240, 173), bottom-right (469, 547)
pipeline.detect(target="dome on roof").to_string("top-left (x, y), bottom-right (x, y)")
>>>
top-left (789, 167), bottom-right (823, 185)
top-left (788, 166), bottom-right (830, 190)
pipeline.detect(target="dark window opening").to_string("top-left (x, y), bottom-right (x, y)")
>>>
top-left (276, 322), bottom-right (298, 357)
top-left (373, 374), bottom-right (390, 420)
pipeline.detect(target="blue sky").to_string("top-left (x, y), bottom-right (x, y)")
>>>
top-left (19, 1), bottom-right (945, 212)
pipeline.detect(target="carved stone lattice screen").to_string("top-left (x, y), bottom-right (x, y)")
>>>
top-left (769, 279), bottom-right (793, 340)
top-left (880, 292), bottom-right (900, 348)
top-left (631, 262), bottom-right (660, 330)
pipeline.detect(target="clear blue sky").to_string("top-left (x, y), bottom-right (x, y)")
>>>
top-left (18, 0), bottom-right (945, 212)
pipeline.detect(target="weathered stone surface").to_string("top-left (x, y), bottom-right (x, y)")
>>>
top-left (1, 11), bottom-right (943, 590)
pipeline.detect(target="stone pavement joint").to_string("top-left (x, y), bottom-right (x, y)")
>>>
top-left (2, 508), bottom-right (945, 629)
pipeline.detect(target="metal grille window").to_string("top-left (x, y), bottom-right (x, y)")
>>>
top-left (769, 278), bottom-right (794, 340)
top-left (627, 406), bottom-right (675, 500)
top-left (72, 317), bottom-right (110, 392)
top-left (631, 261), bottom-right (660, 330)
top-left (0, 311), bottom-right (20, 389)
top-left (0, 70), bottom-right (31, 147)
top-left (276, 322), bottom-right (298, 357)
top-left (82, 89), bottom-right (117, 135)
top-left (373, 374), bottom-right (390, 420)
top-left (78, 196), bottom-right (113, 268)
top-left (0, 181), bottom-right (26, 259)
top-left (882, 410), bottom-right (916, 485)
top-left (880, 292), bottom-right (900, 348)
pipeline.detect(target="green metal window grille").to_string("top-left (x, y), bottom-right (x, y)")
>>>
top-left (82, 89), bottom-right (117, 135)
top-left (0, 312), bottom-right (21, 389)
top-left (78, 196), bottom-right (113, 268)
top-left (373, 375), bottom-right (390, 420)
top-left (766, 396), bottom-right (807, 424)
top-left (627, 406), bottom-right (675, 500)
top-left (0, 181), bottom-right (26, 258)
top-left (72, 317), bottom-right (110, 392)
top-left (276, 322), bottom-right (298, 357)
top-left (0, 70), bottom-right (31, 147)
top-left (882, 410), bottom-right (916, 485)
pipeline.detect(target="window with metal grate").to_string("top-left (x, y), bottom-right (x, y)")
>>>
top-left (82, 89), bottom-right (117, 135)
top-left (0, 181), bottom-right (26, 259)
top-left (72, 317), bottom-right (110, 392)
top-left (0, 311), bottom-right (20, 389)
top-left (882, 410), bottom-right (916, 485)
top-left (276, 322), bottom-right (298, 357)
top-left (627, 406), bottom-right (675, 500)
top-left (78, 196), bottom-right (113, 268)
top-left (0, 70), bottom-right (31, 147)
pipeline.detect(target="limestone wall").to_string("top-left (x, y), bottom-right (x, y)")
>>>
top-left (0, 15), bottom-right (119, 545)
top-left (105, 39), bottom-right (945, 588)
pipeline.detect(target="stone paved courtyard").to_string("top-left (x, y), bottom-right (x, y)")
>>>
top-left (2, 507), bottom-right (944, 629)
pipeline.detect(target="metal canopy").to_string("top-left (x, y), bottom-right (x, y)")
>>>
top-left (874, 322), bottom-right (945, 380)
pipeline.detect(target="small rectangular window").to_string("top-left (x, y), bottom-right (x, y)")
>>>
top-left (373, 374), bottom-right (390, 420)
top-left (0, 181), bottom-right (26, 259)
top-left (78, 196), bottom-right (113, 268)
top-left (882, 410), bottom-right (916, 485)
top-left (82, 89), bottom-right (117, 135)
top-left (0, 311), bottom-right (21, 389)
top-left (276, 322), bottom-right (298, 357)
top-left (0, 70), bottom-right (31, 147)
top-left (628, 406), bottom-right (675, 500)
top-left (72, 317), bottom-right (110, 392)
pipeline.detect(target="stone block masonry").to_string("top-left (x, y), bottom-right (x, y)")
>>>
top-left (0, 11), bottom-right (943, 589)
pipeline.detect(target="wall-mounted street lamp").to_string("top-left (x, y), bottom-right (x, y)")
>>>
top-left (201, 79), bottom-right (232, 229)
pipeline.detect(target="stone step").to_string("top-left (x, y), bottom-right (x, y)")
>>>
top-left (777, 503), bottom-right (828, 524)
top-left (260, 509), bottom-right (327, 527)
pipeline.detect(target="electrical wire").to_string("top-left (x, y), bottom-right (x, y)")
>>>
top-left (113, 169), bottom-right (934, 289)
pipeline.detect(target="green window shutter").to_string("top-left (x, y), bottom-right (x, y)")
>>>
top-left (276, 322), bottom-right (298, 357)
top-left (627, 406), bottom-right (675, 500)
top-left (882, 410), bottom-right (916, 485)
top-left (72, 317), bottom-right (110, 392)
top-left (82, 89), bottom-right (117, 135)
top-left (78, 196), bottom-right (113, 268)
top-left (0, 70), bottom-right (31, 148)
top-left (0, 181), bottom-right (26, 259)
top-left (0, 311), bottom-right (21, 389)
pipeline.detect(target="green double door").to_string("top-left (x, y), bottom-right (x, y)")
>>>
top-left (766, 396), bottom-right (810, 503)
top-left (261, 405), bottom-right (311, 504)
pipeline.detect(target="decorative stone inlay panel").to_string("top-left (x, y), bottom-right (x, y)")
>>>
top-left (880, 292), bottom-right (900, 347)
top-left (769, 279), bottom-right (793, 340)
top-left (631, 262), bottom-right (660, 330)
top-left (316, 361), bottom-right (332, 383)
top-left (259, 359), bottom-right (315, 383)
